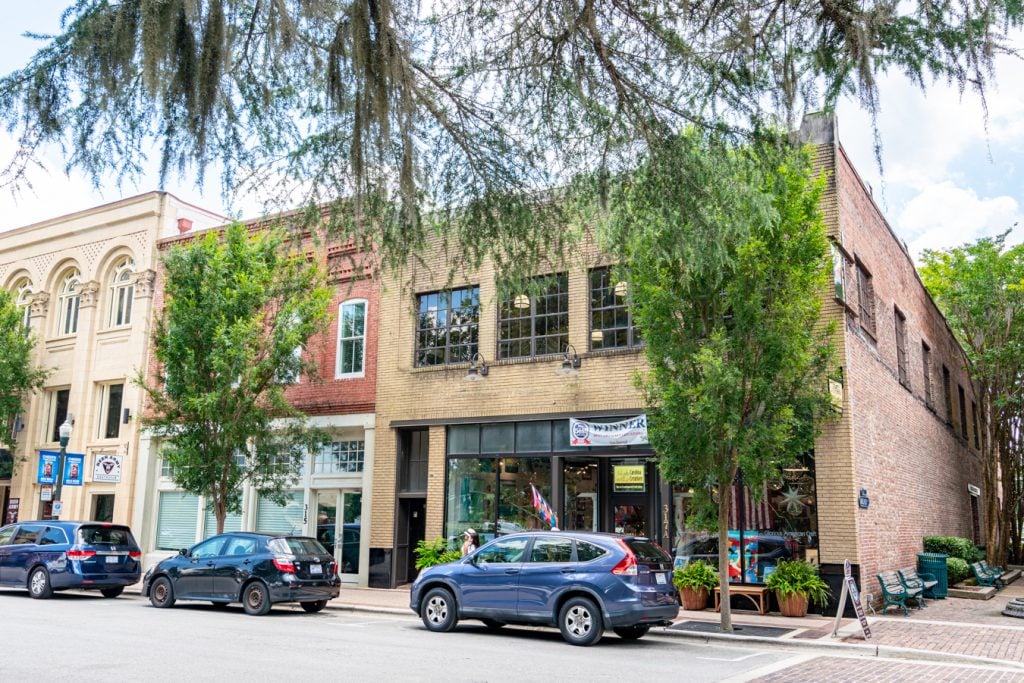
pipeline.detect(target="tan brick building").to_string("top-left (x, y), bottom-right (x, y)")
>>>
top-left (369, 114), bottom-right (983, 617)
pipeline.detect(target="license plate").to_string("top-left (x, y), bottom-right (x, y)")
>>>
top-left (310, 564), bottom-right (323, 575)
top-left (105, 555), bottom-right (118, 564)
top-left (655, 572), bottom-right (667, 585)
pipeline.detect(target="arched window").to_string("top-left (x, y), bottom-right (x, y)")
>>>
top-left (336, 299), bottom-right (367, 378)
top-left (108, 256), bottom-right (135, 327)
top-left (56, 269), bottom-right (81, 336)
top-left (14, 278), bottom-right (32, 331)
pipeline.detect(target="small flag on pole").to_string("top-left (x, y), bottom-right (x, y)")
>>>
top-left (530, 483), bottom-right (560, 530)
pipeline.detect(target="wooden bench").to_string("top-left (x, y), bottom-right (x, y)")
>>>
top-left (713, 585), bottom-right (769, 615)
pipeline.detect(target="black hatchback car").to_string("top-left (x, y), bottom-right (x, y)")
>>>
top-left (0, 521), bottom-right (141, 599)
top-left (142, 532), bottom-right (341, 615)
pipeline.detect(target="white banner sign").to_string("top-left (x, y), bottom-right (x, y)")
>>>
top-left (93, 454), bottom-right (123, 483)
top-left (570, 416), bottom-right (649, 446)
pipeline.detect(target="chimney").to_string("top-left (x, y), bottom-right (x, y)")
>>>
top-left (177, 218), bottom-right (193, 234)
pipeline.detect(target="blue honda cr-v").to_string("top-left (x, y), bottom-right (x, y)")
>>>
top-left (0, 521), bottom-right (142, 599)
top-left (410, 531), bottom-right (679, 646)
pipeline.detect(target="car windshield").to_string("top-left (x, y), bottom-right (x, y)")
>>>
top-left (268, 537), bottom-right (327, 555)
top-left (79, 525), bottom-right (135, 546)
top-left (625, 539), bottom-right (672, 563)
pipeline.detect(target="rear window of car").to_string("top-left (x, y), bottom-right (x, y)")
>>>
top-left (79, 525), bottom-right (135, 546)
top-left (575, 541), bottom-right (607, 562)
top-left (268, 537), bottom-right (328, 555)
top-left (626, 539), bottom-right (672, 563)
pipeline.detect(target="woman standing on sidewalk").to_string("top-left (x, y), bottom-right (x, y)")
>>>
top-left (461, 529), bottom-right (479, 556)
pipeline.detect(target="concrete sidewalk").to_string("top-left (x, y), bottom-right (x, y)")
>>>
top-left (330, 580), bottom-right (1024, 670)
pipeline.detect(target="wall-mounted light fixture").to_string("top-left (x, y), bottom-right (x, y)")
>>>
top-left (464, 353), bottom-right (490, 381)
top-left (122, 408), bottom-right (132, 424)
top-left (513, 294), bottom-right (531, 310)
top-left (557, 344), bottom-right (582, 377)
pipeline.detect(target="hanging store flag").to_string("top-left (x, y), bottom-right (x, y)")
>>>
top-left (63, 453), bottom-right (85, 486)
top-left (93, 454), bottom-right (123, 483)
top-left (569, 415), bottom-right (649, 446)
top-left (530, 483), bottom-right (560, 530)
top-left (37, 451), bottom-right (59, 485)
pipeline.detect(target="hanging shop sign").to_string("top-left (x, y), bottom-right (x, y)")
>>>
top-left (93, 453), bottom-right (123, 483)
top-left (5, 497), bottom-right (19, 524)
top-left (613, 465), bottom-right (646, 492)
top-left (570, 415), bottom-right (649, 447)
top-left (37, 451), bottom-right (59, 485)
top-left (63, 453), bottom-right (85, 487)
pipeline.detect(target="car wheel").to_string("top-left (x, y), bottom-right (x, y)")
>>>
top-left (100, 587), bottom-right (124, 598)
top-left (301, 599), bottom-right (328, 613)
top-left (149, 576), bottom-right (176, 608)
top-left (481, 618), bottom-right (505, 630)
top-left (242, 581), bottom-right (272, 616)
top-left (613, 625), bottom-right (650, 640)
top-left (420, 587), bottom-right (458, 632)
top-left (558, 596), bottom-right (603, 646)
top-left (28, 568), bottom-right (53, 599)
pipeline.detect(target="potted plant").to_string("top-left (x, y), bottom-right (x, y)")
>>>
top-left (673, 560), bottom-right (718, 610)
top-left (764, 559), bottom-right (831, 617)
top-left (413, 537), bottom-right (462, 569)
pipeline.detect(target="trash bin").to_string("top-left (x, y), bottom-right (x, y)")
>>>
top-left (918, 552), bottom-right (949, 598)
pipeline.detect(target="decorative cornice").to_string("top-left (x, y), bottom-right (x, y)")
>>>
top-left (78, 280), bottom-right (101, 308)
top-left (132, 269), bottom-right (157, 298)
top-left (29, 291), bottom-right (50, 317)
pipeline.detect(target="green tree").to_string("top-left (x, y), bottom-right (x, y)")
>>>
top-left (139, 222), bottom-right (332, 534)
top-left (604, 131), bottom-right (835, 631)
top-left (0, 288), bottom-right (49, 453)
top-left (1, 1), bottom-right (1019, 279)
top-left (919, 234), bottom-right (1024, 566)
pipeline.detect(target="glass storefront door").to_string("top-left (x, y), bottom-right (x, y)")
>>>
top-left (315, 490), bottom-right (362, 576)
top-left (563, 459), bottom-right (599, 532)
top-left (609, 458), bottom-right (651, 537)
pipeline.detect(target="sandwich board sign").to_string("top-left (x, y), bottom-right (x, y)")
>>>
top-left (832, 559), bottom-right (871, 640)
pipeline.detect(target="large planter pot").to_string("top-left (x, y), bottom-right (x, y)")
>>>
top-left (777, 592), bottom-right (809, 617)
top-left (680, 586), bottom-right (709, 611)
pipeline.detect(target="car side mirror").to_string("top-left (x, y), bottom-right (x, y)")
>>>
top-left (178, 548), bottom-right (190, 557)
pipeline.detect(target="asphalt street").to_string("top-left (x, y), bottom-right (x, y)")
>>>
top-left (1, 589), bottom-right (801, 682)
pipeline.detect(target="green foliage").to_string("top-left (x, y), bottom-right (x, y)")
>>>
top-left (946, 557), bottom-right (971, 585)
top-left (0, 288), bottom-right (49, 450)
top-left (138, 222), bottom-right (332, 533)
top-left (414, 537), bottom-right (462, 569)
top-left (923, 536), bottom-right (984, 563)
top-left (764, 560), bottom-right (831, 607)
top-left (673, 561), bottom-right (719, 592)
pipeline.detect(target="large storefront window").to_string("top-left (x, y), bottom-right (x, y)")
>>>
top-left (445, 456), bottom-right (552, 546)
top-left (672, 455), bottom-right (818, 584)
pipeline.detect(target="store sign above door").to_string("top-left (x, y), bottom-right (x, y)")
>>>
top-left (570, 415), bottom-right (649, 446)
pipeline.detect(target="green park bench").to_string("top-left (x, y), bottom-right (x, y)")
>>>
top-left (877, 570), bottom-right (923, 616)
top-left (971, 561), bottom-right (1004, 588)
top-left (898, 567), bottom-right (938, 603)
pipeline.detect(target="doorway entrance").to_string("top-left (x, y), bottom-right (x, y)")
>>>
top-left (315, 489), bottom-right (363, 577)
top-left (396, 498), bottom-right (426, 585)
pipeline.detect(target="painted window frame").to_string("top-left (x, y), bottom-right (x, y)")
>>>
top-left (96, 381), bottom-right (125, 440)
top-left (589, 267), bottom-right (640, 351)
top-left (415, 286), bottom-right (481, 367)
top-left (921, 341), bottom-right (933, 410)
top-left (107, 256), bottom-right (135, 328)
top-left (335, 298), bottom-right (368, 378)
top-left (14, 278), bottom-right (32, 331)
top-left (894, 306), bottom-right (909, 389)
top-left (497, 273), bottom-right (569, 360)
top-left (56, 269), bottom-right (82, 337)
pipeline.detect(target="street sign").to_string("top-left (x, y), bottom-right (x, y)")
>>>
top-left (52, 500), bottom-right (64, 518)
top-left (833, 559), bottom-right (871, 640)
top-left (40, 485), bottom-right (53, 502)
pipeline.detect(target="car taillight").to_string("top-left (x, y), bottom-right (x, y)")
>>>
top-left (129, 551), bottom-right (142, 559)
top-left (273, 557), bottom-right (295, 573)
top-left (67, 549), bottom-right (96, 560)
top-left (611, 541), bottom-right (638, 576)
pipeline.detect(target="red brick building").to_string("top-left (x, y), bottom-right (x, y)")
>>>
top-left (132, 220), bottom-right (380, 587)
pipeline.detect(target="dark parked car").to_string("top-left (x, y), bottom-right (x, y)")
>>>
top-left (142, 532), bottom-right (340, 615)
top-left (315, 523), bottom-right (361, 574)
top-left (409, 531), bottom-right (679, 646)
top-left (0, 520), bottom-right (141, 599)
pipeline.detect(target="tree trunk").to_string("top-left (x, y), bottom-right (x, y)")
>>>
top-left (718, 461), bottom-right (736, 632)
top-left (981, 386), bottom-right (1002, 566)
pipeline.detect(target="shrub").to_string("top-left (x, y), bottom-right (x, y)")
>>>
top-left (764, 559), bottom-right (831, 607)
top-left (673, 560), bottom-right (719, 592)
top-left (923, 536), bottom-right (983, 563)
top-left (414, 537), bottom-right (462, 569)
top-left (946, 557), bottom-right (971, 585)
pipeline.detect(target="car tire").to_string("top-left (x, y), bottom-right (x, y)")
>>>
top-left (558, 596), bottom-right (603, 646)
top-left (613, 625), bottom-right (650, 640)
top-left (301, 600), bottom-right (329, 613)
top-left (481, 618), bottom-right (505, 630)
top-left (149, 576), bottom-right (176, 608)
top-left (420, 587), bottom-right (458, 632)
top-left (242, 581), bottom-right (272, 616)
top-left (28, 567), bottom-right (53, 600)
top-left (100, 587), bottom-right (124, 598)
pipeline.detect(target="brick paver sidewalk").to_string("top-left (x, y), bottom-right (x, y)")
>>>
top-left (752, 656), bottom-right (1024, 682)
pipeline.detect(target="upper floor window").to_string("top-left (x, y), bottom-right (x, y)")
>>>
top-left (894, 306), bottom-right (909, 389)
top-left (498, 274), bottom-right (568, 359)
top-left (47, 388), bottom-right (70, 443)
top-left (958, 384), bottom-right (968, 440)
top-left (313, 440), bottom-right (365, 474)
top-left (972, 401), bottom-right (980, 449)
top-left (921, 342), bottom-right (933, 410)
top-left (590, 267), bottom-right (640, 350)
top-left (942, 364), bottom-right (953, 425)
top-left (108, 257), bottom-right (135, 327)
top-left (336, 299), bottom-right (367, 378)
top-left (56, 269), bottom-right (81, 336)
top-left (415, 287), bottom-right (480, 367)
top-left (97, 382), bottom-right (124, 440)
top-left (14, 278), bottom-right (32, 331)
top-left (855, 259), bottom-right (875, 338)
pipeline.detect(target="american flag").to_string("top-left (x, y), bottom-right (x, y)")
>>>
top-left (728, 484), bottom-right (774, 530)
top-left (530, 483), bottom-right (560, 529)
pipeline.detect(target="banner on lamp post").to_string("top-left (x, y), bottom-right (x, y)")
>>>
top-left (569, 415), bottom-right (649, 446)
top-left (63, 453), bottom-right (85, 487)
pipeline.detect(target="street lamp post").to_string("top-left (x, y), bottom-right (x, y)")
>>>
top-left (52, 418), bottom-right (72, 519)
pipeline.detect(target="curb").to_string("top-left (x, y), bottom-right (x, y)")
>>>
top-left (332, 602), bottom-right (1024, 671)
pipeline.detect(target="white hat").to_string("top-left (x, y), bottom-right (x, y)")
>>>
top-left (464, 528), bottom-right (476, 536)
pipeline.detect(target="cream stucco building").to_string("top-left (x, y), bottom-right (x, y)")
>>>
top-left (0, 192), bottom-right (223, 532)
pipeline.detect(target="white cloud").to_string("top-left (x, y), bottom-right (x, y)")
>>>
top-left (898, 181), bottom-right (1023, 258)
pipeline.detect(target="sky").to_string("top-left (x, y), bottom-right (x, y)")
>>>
top-left (1, 3), bottom-right (1022, 260)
